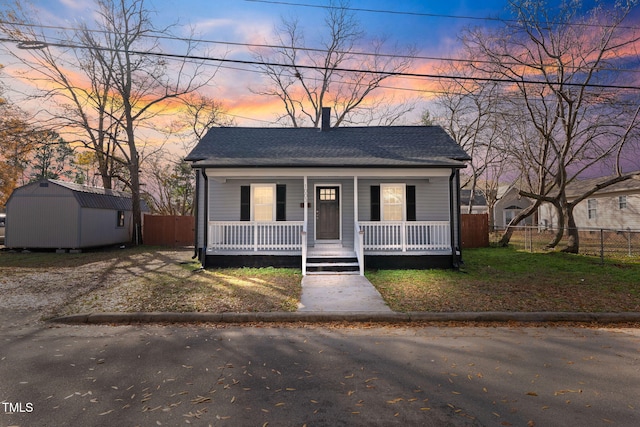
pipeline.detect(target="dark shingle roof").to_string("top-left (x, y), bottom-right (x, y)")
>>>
top-left (460, 189), bottom-right (487, 206)
top-left (186, 126), bottom-right (471, 168)
top-left (49, 179), bottom-right (148, 211)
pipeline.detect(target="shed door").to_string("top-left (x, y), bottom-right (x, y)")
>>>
top-left (316, 186), bottom-right (340, 240)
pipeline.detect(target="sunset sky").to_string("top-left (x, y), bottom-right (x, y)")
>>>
top-left (0, 0), bottom-right (526, 125)
top-left (2, 0), bottom-right (639, 130)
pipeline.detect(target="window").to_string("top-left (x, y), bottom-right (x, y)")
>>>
top-left (619, 195), bottom-right (627, 209)
top-left (116, 210), bottom-right (125, 227)
top-left (587, 198), bottom-right (597, 219)
top-left (319, 188), bottom-right (336, 201)
top-left (241, 184), bottom-right (286, 221)
top-left (505, 210), bottom-right (514, 226)
top-left (381, 184), bottom-right (405, 221)
top-left (370, 185), bottom-right (416, 222)
top-left (252, 184), bottom-right (275, 221)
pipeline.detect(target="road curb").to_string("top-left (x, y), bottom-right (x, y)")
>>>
top-left (49, 311), bottom-right (640, 325)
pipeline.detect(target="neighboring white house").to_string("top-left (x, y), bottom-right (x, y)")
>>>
top-left (5, 179), bottom-right (146, 250)
top-left (493, 185), bottom-right (535, 229)
top-left (186, 108), bottom-right (471, 274)
top-left (538, 175), bottom-right (640, 230)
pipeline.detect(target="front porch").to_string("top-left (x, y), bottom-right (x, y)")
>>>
top-left (197, 167), bottom-right (462, 272)
top-left (206, 220), bottom-right (452, 275)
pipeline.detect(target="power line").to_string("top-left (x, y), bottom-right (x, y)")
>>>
top-left (3, 19), bottom-right (640, 75)
top-left (244, 0), bottom-right (506, 22)
top-left (3, 36), bottom-right (639, 92)
top-left (243, 0), bottom-right (640, 30)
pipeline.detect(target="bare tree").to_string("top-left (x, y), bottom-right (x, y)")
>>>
top-left (464, 0), bottom-right (640, 252)
top-left (181, 93), bottom-right (235, 147)
top-left (145, 155), bottom-right (195, 216)
top-left (0, 2), bottom-right (124, 189)
top-left (0, 97), bottom-right (37, 205)
top-left (428, 54), bottom-right (513, 214)
top-left (0, 0), bottom-right (218, 243)
top-left (252, 0), bottom-right (417, 127)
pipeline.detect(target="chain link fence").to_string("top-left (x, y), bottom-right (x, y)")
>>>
top-left (490, 226), bottom-right (640, 261)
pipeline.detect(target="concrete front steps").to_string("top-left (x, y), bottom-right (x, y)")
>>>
top-left (306, 256), bottom-right (360, 274)
top-left (305, 244), bottom-right (360, 275)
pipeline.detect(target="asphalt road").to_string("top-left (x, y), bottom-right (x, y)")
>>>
top-left (1, 312), bottom-right (639, 427)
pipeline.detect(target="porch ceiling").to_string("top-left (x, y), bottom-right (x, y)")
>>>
top-left (203, 167), bottom-right (454, 179)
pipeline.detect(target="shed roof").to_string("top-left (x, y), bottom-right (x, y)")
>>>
top-left (186, 125), bottom-right (470, 168)
top-left (44, 179), bottom-right (145, 211)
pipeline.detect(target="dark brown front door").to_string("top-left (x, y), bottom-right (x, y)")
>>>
top-left (316, 186), bottom-right (340, 240)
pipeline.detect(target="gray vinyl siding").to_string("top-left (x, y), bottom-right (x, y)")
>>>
top-left (207, 178), bottom-right (356, 248)
top-left (357, 177), bottom-right (450, 222)
top-left (209, 178), bottom-right (304, 222)
top-left (205, 174), bottom-right (456, 252)
top-left (451, 174), bottom-right (460, 248)
top-left (196, 171), bottom-right (206, 248)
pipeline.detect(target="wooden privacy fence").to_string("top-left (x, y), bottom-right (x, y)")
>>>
top-left (461, 214), bottom-right (489, 248)
top-left (144, 215), bottom-right (195, 247)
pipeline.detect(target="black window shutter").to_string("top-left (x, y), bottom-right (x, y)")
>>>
top-left (276, 184), bottom-right (286, 221)
top-left (240, 186), bottom-right (250, 221)
top-left (370, 185), bottom-right (380, 221)
top-left (406, 185), bottom-right (416, 221)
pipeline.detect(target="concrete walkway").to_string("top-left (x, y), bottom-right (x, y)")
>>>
top-left (298, 274), bottom-right (392, 312)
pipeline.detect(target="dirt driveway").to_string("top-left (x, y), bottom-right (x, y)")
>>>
top-left (0, 248), bottom-right (194, 326)
top-left (0, 247), bottom-right (301, 327)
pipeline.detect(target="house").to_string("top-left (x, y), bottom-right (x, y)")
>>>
top-left (4, 179), bottom-right (145, 251)
top-left (538, 175), bottom-right (640, 230)
top-left (459, 189), bottom-right (488, 215)
top-left (493, 185), bottom-right (534, 229)
top-left (186, 109), bottom-right (471, 275)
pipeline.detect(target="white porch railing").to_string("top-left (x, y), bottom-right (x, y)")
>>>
top-left (208, 221), bottom-right (304, 251)
top-left (301, 230), bottom-right (307, 275)
top-left (354, 222), bottom-right (365, 275)
top-left (359, 221), bottom-right (451, 251)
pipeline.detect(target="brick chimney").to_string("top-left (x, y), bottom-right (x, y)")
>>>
top-left (321, 107), bottom-right (331, 131)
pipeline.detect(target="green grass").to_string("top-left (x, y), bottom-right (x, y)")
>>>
top-left (366, 247), bottom-right (640, 313)
top-left (3, 245), bottom-right (639, 315)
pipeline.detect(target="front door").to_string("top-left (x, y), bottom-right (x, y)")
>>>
top-left (316, 186), bottom-right (340, 240)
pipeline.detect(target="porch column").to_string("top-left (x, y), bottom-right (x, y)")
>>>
top-left (353, 175), bottom-right (358, 223)
top-left (303, 176), bottom-right (308, 232)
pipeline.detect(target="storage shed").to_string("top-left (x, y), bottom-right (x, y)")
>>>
top-left (5, 179), bottom-right (143, 250)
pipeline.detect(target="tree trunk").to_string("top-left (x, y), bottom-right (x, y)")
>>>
top-left (497, 199), bottom-right (541, 246)
top-left (545, 200), bottom-right (565, 250)
top-left (129, 152), bottom-right (142, 244)
top-left (561, 204), bottom-right (579, 253)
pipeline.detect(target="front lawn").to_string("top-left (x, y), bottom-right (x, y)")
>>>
top-left (366, 247), bottom-right (640, 312)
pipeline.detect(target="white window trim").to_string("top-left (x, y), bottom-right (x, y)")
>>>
top-left (251, 183), bottom-right (276, 222)
top-left (587, 198), bottom-right (597, 220)
top-left (381, 183), bottom-right (406, 222)
top-left (619, 195), bottom-right (627, 209)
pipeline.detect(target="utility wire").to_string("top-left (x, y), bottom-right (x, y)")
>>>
top-left (2, 19), bottom-right (640, 76)
top-left (243, 0), bottom-right (640, 30)
top-left (3, 36), bottom-right (640, 91)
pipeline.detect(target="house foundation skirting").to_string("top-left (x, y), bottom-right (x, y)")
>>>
top-left (205, 254), bottom-right (302, 269)
top-left (365, 255), bottom-right (453, 270)
top-left (203, 253), bottom-right (454, 270)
